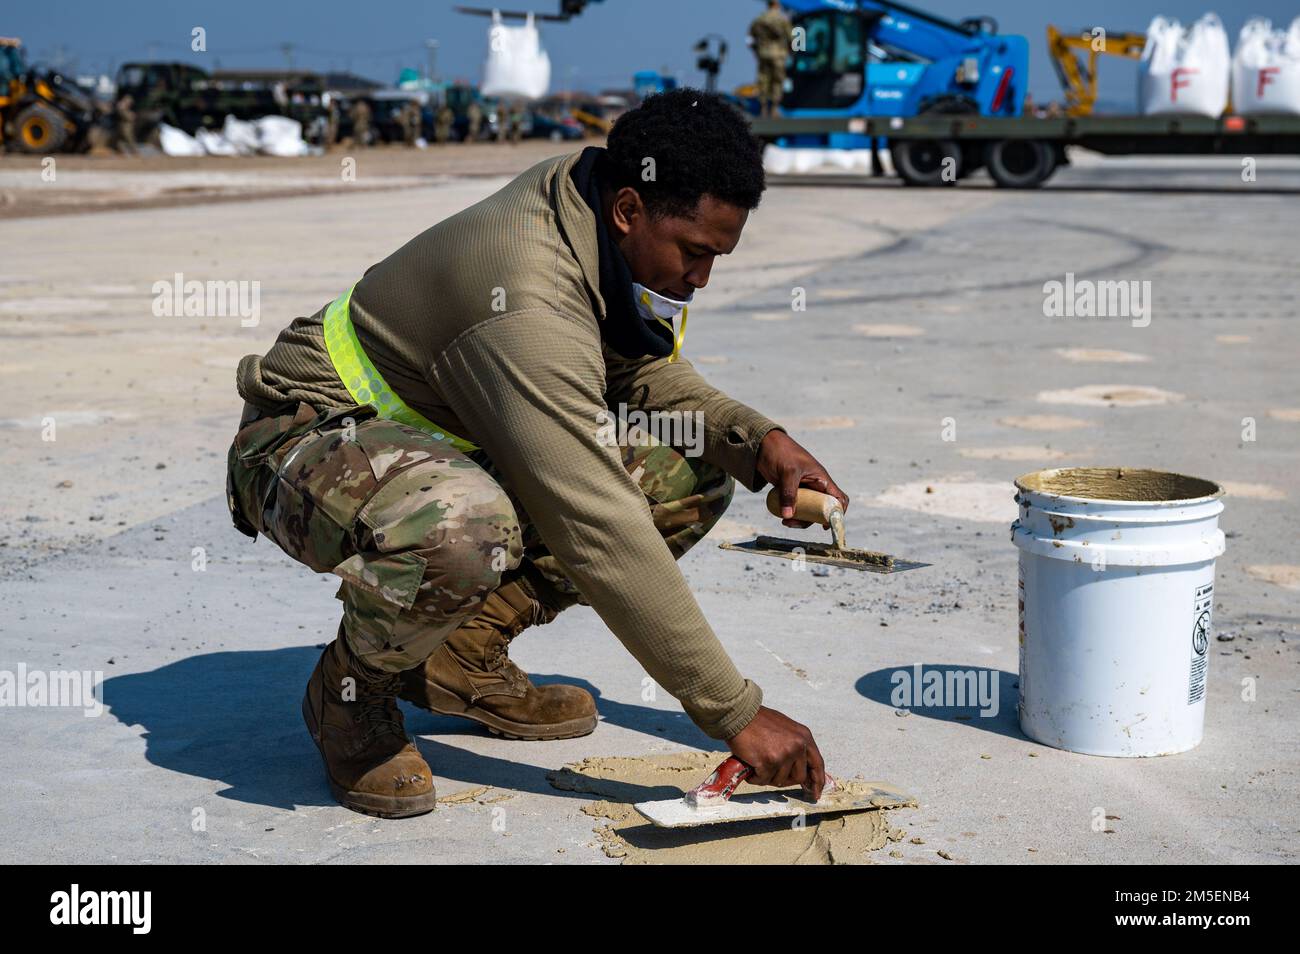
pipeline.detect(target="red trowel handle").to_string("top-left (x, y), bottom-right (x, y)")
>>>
top-left (685, 756), bottom-right (753, 806)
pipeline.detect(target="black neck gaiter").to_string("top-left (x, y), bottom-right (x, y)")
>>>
top-left (568, 146), bottom-right (673, 360)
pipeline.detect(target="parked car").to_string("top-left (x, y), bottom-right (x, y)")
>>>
top-left (527, 111), bottom-right (584, 141)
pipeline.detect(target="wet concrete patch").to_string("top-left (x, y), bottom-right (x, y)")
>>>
top-left (1053, 348), bottom-right (1149, 363)
top-left (546, 752), bottom-right (913, 865)
top-left (1219, 481), bottom-right (1287, 501)
top-left (853, 323), bottom-right (926, 338)
top-left (998, 414), bottom-right (1093, 431)
top-left (875, 479), bottom-right (1017, 524)
top-left (1245, 565), bottom-right (1300, 591)
top-left (958, 446), bottom-right (1072, 462)
top-left (1037, 384), bottom-right (1183, 408)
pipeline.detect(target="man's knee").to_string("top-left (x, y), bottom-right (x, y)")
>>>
top-left (690, 463), bottom-right (735, 534)
top-left (361, 462), bottom-right (522, 602)
top-left (338, 460), bottom-right (523, 667)
top-left (648, 461), bottom-right (734, 555)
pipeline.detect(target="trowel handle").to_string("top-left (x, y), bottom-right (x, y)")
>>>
top-left (685, 757), bottom-right (754, 806)
top-left (765, 487), bottom-right (842, 527)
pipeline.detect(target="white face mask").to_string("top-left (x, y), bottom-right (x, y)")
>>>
top-left (632, 282), bottom-right (693, 321)
top-left (631, 283), bottom-right (693, 362)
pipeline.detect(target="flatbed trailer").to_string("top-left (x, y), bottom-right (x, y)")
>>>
top-left (749, 114), bottom-right (1300, 188)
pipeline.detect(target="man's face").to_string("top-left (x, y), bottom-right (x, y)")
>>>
top-left (609, 188), bottom-right (749, 299)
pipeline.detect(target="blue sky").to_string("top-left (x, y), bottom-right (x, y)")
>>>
top-left (14, 1), bottom-right (1299, 107)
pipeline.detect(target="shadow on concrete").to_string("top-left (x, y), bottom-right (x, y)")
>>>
top-left (103, 646), bottom-right (351, 812)
top-left (855, 664), bottom-right (1024, 739)
top-left (102, 648), bottom-right (710, 811)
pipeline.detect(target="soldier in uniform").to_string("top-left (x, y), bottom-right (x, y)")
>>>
top-left (226, 91), bottom-right (840, 819)
top-left (749, 0), bottom-right (793, 118)
top-left (507, 101), bottom-right (524, 144)
top-left (114, 92), bottom-right (138, 154)
top-left (323, 95), bottom-right (340, 147)
top-left (466, 99), bottom-right (483, 142)
top-left (434, 104), bottom-right (454, 144)
top-left (401, 100), bottom-right (423, 146)
top-left (348, 97), bottom-right (372, 147)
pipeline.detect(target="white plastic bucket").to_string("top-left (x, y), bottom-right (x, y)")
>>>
top-left (1011, 468), bottom-right (1225, 757)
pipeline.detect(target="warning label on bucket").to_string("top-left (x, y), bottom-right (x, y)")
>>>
top-left (1188, 582), bottom-right (1213, 704)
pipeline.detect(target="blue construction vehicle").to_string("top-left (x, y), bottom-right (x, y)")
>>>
top-left (773, 0), bottom-right (1029, 182)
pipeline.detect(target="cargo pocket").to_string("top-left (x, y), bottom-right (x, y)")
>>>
top-left (226, 459), bottom-right (260, 539)
top-left (332, 549), bottom-right (429, 654)
top-left (225, 402), bottom-right (311, 535)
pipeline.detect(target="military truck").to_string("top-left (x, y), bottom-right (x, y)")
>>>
top-left (113, 61), bottom-right (285, 141)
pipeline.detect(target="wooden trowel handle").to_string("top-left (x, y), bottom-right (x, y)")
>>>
top-left (765, 487), bottom-right (841, 527)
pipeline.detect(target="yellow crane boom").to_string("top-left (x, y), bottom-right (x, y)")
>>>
top-left (1047, 25), bottom-right (1146, 117)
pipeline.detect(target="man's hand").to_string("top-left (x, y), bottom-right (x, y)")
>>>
top-left (727, 706), bottom-right (826, 801)
top-left (756, 429), bottom-right (850, 528)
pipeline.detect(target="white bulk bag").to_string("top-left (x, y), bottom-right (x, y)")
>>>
top-left (220, 115), bottom-right (261, 155)
top-left (762, 143), bottom-right (794, 175)
top-left (195, 127), bottom-right (240, 156)
top-left (481, 10), bottom-right (551, 101)
top-left (158, 123), bottom-right (205, 156)
top-left (254, 115), bottom-right (310, 156)
top-left (1139, 13), bottom-right (1231, 117)
top-left (1232, 17), bottom-right (1300, 115)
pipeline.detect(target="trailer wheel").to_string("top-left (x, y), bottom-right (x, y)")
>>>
top-left (985, 139), bottom-right (1056, 188)
top-left (891, 139), bottom-right (962, 187)
top-left (13, 103), bottom-right (68, 154)
top-left (919, 95), bottom-right (981, 178)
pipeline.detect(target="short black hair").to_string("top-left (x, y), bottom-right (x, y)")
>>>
top-left (601, 88), bottom-right (766, 219)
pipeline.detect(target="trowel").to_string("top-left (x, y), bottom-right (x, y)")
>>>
top-left (719, 488), bottom-right (929, 573)
top-left (634, 756), bottom-right (914, 828)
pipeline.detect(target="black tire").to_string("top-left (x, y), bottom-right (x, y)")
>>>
top-left (13, 103), bottom-right (68, 154)
top-left (919, 94), bottom-right (979, 115)
top-left (920, 95), bottom-right (982, 178)
top-left (891, 138), bottom-right (962, 187)
top-left (985, 139), bottom-right (1057, 189)
top-left (958, 143), bottom-right (985, 178)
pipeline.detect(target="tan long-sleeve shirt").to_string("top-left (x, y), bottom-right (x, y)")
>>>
top-left (236, 151), bottom-right (782, 739)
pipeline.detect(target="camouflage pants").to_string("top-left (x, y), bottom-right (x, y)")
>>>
top-left (758, 59), bottom-right (786, 104)
top-left (226, 400), bottom-right (734, 672)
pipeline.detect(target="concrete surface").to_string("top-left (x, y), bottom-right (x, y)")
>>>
top-left (1, 151), bottom-right (1297, 864)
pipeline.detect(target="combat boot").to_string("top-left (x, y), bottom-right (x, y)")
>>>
top-left (398, 576), bottom-right (598, 740)
top-left (302, 633), bottom-right (437, 818)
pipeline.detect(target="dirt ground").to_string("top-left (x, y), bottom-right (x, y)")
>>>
top-left (0, 139), bottom-right (575, 219)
